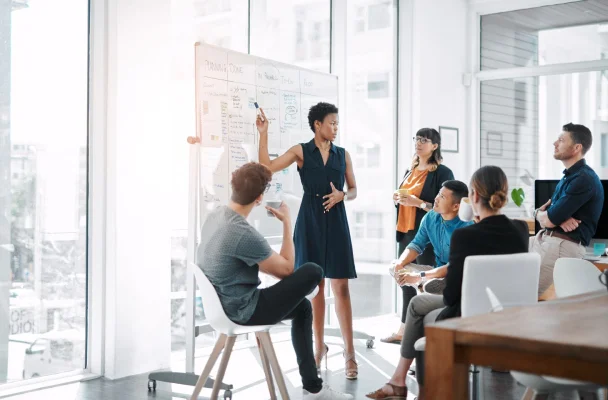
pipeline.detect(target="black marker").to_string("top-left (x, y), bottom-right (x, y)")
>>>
top-left (254, 102), bottom-right (264, 122)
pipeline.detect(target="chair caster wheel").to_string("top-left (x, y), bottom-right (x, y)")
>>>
top-left (224, 389), bottom-right (233, 399)
top-left (366, 339), bottom-right (375, 348)
top-left (147, 379), bottom-right (157, 391)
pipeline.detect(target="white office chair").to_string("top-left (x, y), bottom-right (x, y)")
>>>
top-left (510, 258), bottom-right (606, 400)
top-left (190, 263), bottom-right (291, 400)
top-left (411, 252), bottom-right (541, 400)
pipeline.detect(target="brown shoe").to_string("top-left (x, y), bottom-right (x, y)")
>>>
top-left (380, 333), bottom-right (402, 344)
top-left (365, 383), bottom-right (407, 399)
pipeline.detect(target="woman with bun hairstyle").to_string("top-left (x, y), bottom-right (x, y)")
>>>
top-left (366, 165), bottom-right (529, 400)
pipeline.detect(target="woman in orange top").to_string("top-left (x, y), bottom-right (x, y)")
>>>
top-left (381, 128), bottom-right (454, 344)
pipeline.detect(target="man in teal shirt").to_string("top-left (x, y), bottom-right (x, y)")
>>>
top-left (381, 180), bottom-right (471, 344)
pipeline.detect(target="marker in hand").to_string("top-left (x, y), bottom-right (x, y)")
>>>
top-left (254, 102), bottom-right (264, 122)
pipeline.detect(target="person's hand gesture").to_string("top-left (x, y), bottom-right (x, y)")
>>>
top-left (560, 217), bottom-right (580, 232)
top-left (398, 193), bottom-right (422, 207)
top-left (323, 182), bottom-right (345, 212)
top-left (255, 107), bottom-right (269, 134)
top-left (539, 199), bottom-right (551, 211)
top-left (266, 202), bottom-right (290, 222)
top-left (398, 273), bottom-right (421, 287)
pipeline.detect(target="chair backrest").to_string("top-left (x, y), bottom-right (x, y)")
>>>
top-left (553, 258), bottom-right (604, 298)
top-left (191, 262), bottom-right (235, 331)
top-left (461, 252), bottom-right (541, 318)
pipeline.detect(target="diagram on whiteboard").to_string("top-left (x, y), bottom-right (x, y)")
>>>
top-left (195, 42), bottom-right (338, 237)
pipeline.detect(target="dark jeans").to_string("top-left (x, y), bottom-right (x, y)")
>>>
top-left (243, 262), bottom-right (323, 393)
top-left (398, 229), bottom-right (435, 323)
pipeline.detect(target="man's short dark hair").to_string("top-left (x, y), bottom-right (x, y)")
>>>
top-left (563, 123), bottom-right (592, 155)
top-left (230, 162), bottom-right (272, 205)
top-left (442, 180), bottom-right (469, 204)
top-left (308, 102), bottom-right (338, 133)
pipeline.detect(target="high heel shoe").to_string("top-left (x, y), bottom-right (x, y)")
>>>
top-left (343, 351), bottom-right (358, 380)
top-left (315, 343), bottom-right (329, 372)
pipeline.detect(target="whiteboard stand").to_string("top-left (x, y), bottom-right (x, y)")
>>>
top-left (147, 138), bottom-right (233, 398)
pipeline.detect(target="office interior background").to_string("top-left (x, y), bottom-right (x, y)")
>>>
top-left (1, 0), bottom-right (608, 396)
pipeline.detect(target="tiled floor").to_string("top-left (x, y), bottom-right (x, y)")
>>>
top-left (3, 315), bottom-right (593, 400)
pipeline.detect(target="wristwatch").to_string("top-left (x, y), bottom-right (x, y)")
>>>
top-left (533, 208), bottom-right (539, 220)
top-left (419, 271), bottom-right (427, 282)
top-left (419, 201), bottom-right (427, 210)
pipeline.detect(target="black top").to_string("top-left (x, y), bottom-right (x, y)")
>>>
top-left (545, 159), bottom-right (604, 246)
top-left (395, 164), bottom-right (454, 242)
top-left (436, 215), bottom-right (529, 321)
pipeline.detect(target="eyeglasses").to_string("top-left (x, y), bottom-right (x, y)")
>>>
top-left (264, 184), bottom-right (271, 193)
top-left (413, 136), bottom-right (432, 144)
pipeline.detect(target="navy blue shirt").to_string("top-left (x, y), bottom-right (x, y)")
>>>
top-left (546, 159), bottom-right (604, 246)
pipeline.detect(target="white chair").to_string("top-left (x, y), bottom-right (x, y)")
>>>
top-left (510, 258), bottom-right (606, 400)
top-left (190, 263), bottom-right (291, 400)
top-left (410, 252), bottom-right (541, 400)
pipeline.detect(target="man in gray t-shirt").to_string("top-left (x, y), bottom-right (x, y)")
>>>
top-left (195, 162), bottom-right (352, 400)
top-left (197, 206), bottom-right (273, 324)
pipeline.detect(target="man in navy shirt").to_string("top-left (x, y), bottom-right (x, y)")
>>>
top-left (533, 123), bottom-right (604, 298)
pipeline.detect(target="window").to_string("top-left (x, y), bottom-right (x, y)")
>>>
top-left (355, 143), bottom-right (381, 168)
top-left (368, 2), bottom-right (391, 30)
top-left (481, 4), bottom-right (608, 70)
top-left (343, 0), bottom-right (397, 319)
top-left (367, 212), bottom-right (384, 239)
top-left (251, 1), bottom-right (331, 73)
top-left (368, 72), bottom-right (390, 99)
top-left (602, 133), bottom-right (607, 168)
top-left (1, 0), bottom-right (89, 384)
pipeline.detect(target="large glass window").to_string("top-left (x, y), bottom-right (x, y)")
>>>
top-left (480, 71), bottom-right (608, 218)
top-left (250, 0), bottom-right (331, 73)
top-left (1, 0), bottom-right (89, 384)
top-left (341, 0), bottom-right (397, 320)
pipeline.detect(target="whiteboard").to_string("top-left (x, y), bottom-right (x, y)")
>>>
top-left (194, 42), bottom-right (339, 239)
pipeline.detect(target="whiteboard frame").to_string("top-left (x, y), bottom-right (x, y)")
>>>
top-left (185, 42), bottom-right (339, 373)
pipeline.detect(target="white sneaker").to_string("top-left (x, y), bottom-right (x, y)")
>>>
top-left (303, 384), bottom-right (354, 399)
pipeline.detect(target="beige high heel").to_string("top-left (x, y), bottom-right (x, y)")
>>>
top-left (315, 343), bottom-right (329, 372)
top-left (343, 351), bottom-right (358, 380)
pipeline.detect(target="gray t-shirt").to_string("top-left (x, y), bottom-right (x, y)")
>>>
top-left (196, 206), bottom-right (273, 324)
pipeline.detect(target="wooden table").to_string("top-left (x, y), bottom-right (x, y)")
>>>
top-left (592, 256), bottom-right (608, 271)
top-left (425, 291), bottom-right (608, 400)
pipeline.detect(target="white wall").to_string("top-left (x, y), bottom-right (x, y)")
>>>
top-left (103, 0), bottom-right (172, 379)
top-left (410, 0), bottom-right (470, 182)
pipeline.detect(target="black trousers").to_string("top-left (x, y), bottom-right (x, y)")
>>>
top-left (243, 262), bottom-right (323, 393)
top-left (397, 229), bottom-right (435, 323)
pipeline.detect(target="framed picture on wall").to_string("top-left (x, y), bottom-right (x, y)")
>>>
top-left (439, 126), bottom-right (459, 153)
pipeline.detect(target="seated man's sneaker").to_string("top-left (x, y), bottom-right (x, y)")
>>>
top-left (303, 385), bottom-right (354, 399)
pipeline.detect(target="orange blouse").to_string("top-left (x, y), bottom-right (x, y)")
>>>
top-left (396, 168), bottom-right (429, 233)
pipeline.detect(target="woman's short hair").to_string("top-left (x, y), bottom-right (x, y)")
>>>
top-left (470, 165), bottom-right (509, 211)
top-left (308, 102), bottom-right (338, 133)
top-left (230, 162), bottom-right (272, 205)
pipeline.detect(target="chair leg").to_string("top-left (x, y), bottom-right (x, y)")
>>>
top-left (258, 332), bottom-right (290, 400)
top-left (469, 364), bottom-right (483, 400)
top-left (210, 336), bottom-right (237, 400)
top-left (191, 334), bottom-right (227, 400)
top-left (256, 332), bottom-right (277, 400)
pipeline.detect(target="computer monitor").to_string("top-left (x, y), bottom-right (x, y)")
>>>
top-left (534, 179), bottom-right (608, 240)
